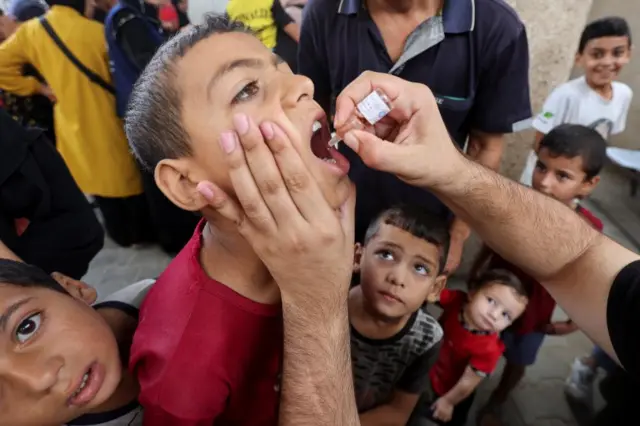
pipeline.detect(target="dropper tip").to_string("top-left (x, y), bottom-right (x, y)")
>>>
top-left (328, 135), bottom-right (341, 149)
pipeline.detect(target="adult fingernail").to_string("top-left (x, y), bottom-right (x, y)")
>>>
top-left (260, 122), bottom-right (275, 140)
top-left (233, 113), bottom-right (250, 135)
top-left (219, 131), bottom-right (237, 154)
top-left (334, 111), bottom-right (344, 127)
top-left (196, 182), bottom-right (214, 200)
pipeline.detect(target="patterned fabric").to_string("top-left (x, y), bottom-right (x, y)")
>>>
top-left (0, 65), bottom-right (54, 138)
top-left (352, 309), bottom-right (443, 412)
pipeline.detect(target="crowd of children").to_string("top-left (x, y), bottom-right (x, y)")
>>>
top-left (0, 6), bottom-right (634, 426)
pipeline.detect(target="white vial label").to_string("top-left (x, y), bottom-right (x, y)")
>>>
top-left (357, 91), bottom-right (391, 125)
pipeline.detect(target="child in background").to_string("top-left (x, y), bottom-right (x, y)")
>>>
top-left (225, 0), bottom-right (300, 49)
top-left (0, 258), bottom-right (153, 426)
top-left (409, 269), bottom-right (528, 426)
top-left (520, 16), bottom-right (632, 186)
top-left (126, 15), bottom-right (352, 425)
top-left (479, 124), bottom-right (606, 426)
top-left (350, 205), bottom-right (447, 424)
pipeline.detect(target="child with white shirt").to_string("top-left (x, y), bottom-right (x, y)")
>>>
top-left (520, 16), bottom-right (633, 186)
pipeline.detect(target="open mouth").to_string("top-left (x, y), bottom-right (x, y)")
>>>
top-left (67, 362), bottom-right (105, 407)
top-left (310, 114), bottom-right (350, 175)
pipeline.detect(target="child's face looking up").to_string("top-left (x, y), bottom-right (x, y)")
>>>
top-left (356, 224), bottom-right (446, 322)
top-left (157, 32), bottom-right (352, 215)
top-left (465, 282), bottom-right (527, 333)
top-left (577, 36), bottom-right (631, 89)
top-left (0, 282), bottom-right (121, 426)
top-left (532, 148), bottom-right (599, 205)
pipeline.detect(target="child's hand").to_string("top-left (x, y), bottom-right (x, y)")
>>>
top-left (431, 397), bottom-right (454, 422)
top-left (37, 84), bottom-right (56, 103)
top-left (544, 320), bottom-right (578, 335)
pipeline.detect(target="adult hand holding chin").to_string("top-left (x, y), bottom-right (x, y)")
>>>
top-left (196, 113), bottom-right (356, 306)
top-left (334, 71), bottom-right (464, 191)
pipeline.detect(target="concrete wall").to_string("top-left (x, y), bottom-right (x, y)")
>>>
top-left (582, 0), bottom-right (639, 150)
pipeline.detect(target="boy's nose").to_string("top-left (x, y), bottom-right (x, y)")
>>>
top-left (488, 306), bottom-right (500, 321)
top-left (2, 355), bottom-right (63, 393)
top-left (388, 267), bottom-right (407, 288)
top-left (280, 73), bottom-right (314, 108)
top-left (540, 173), bottom-right (554, 191)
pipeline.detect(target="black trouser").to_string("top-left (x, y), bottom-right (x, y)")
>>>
top-left (94, 194), bottom-right (155, 247)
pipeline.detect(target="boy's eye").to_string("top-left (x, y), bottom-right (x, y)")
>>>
top-left (232, 80), bottom-right (260, 104)
top-left (487, 297), bottom-right (495, 305)
top-left (502, 311), bottom-right (512, 322)
top-left (414, 264), bottom-right (429, 276)
top-left (376, 250), bottom-right (394, 261)
top-left (557, 172), bottom-right (570, 181)
top-left (15, 313), bottom-right (41, 344)
top-left (613, 48), bottom-right (626, 57)
top-left (534, 161), bottom-right (546, 172)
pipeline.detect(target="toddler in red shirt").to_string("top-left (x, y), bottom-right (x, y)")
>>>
top-left (477, 124), bottom-right (607, 426)
top-left (410, 269), bottom-right (528, 426)
top-left (124, 15), bottom-right (353, 426)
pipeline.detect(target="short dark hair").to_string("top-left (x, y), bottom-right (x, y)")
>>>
top-left (471, 268), bottom-right (527, 300)
top-left (125, 14), bottom-right (252, 171)
top-left (45, 0), bottom-right (84, 14)
top-left (578, 17), bottom-right (632, 53)
top-left (538, 124), bottom-right (607, 179)
top-left (364, 205), bottom-right (450, 273)
top-left (0, 259), bottom-right (68, 295)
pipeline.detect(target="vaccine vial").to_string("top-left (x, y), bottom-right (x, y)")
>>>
top-left (329, 88), bottom-right (392, 149)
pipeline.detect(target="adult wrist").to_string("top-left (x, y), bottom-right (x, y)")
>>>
top-left (425, 149), bottom-right (470, 194)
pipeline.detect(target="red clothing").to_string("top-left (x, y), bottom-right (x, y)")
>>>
top-left (130, 220), bottom-right (283, 426)
top-left (489, 205), bottom-right (603, 335)
top-left (430, 289), bottom-right (504, 396)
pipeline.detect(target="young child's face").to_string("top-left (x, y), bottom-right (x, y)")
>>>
top-left (162, 31), bottom-right (352, 214)
top-left (532, 148), bottom-right (599, 205)
top-left (356, 224), bottom-right (446, 321)
top-left (577, 36), bottom-right (631, 88)
top-left (465, 282), bottom-right (527, 333)
top-left (0, 282), bottom-right (122, 426)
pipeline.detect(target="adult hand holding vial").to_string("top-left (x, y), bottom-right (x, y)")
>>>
top-left (329, 88), bottom-right (392, 148)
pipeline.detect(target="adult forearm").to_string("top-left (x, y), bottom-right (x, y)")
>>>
top-left (430, 154), bottom-right (595, 280)
top-left (279, 295), bottom-right (359, 426)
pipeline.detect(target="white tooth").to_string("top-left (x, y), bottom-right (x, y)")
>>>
top-left (312, 120), bottom-right (321, 133)
top-left (323, 158), bottom-right (337, 164)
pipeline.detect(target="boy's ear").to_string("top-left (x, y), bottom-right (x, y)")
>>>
top-left (51, 272), bottom-right (97, 305)
top-left (155, 158), bottom-right (208, 212)
top-left (426, 274), bottom-right (447, 303)
top-left (353, 243), bottom-right (364, 273)
top-left (578, 175), bottom-right (601, 198)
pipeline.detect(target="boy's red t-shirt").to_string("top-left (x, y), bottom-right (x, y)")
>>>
top-left (489, 205), bottom-right (603, 335)
top-left (429, 289), bottom-right (504, 396)
top-left (130, 220), bottom-right (283, 426)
